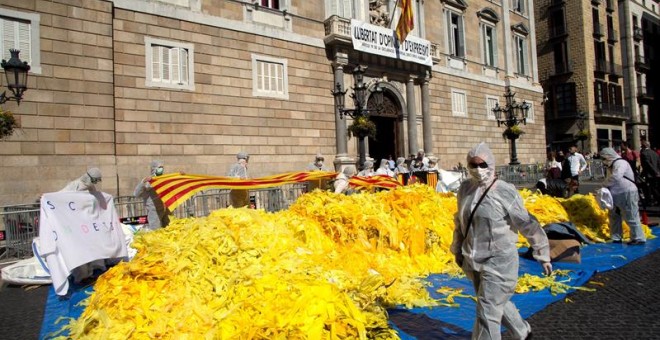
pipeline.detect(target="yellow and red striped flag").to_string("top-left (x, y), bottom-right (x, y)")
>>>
top-left (151, 171), bottom-right (338, 211)
top-left (396, 0), bottom-right (414, 42)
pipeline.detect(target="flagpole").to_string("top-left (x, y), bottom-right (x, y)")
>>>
top-left (388, 0), bottom-right (401, 29)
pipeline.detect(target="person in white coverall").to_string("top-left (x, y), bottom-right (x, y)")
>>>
top-left (600, 147), bottom-right (646, 245)
top-left (451, 142), bottom-right (552, 340)
top-left (134, 160), bottom-right (170, 231)
top-left (60, 167), bottom-right (102, 192)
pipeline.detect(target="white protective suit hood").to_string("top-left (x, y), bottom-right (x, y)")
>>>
top-left (466, 142), bottom-right (496, 185)
top-left (150, 160), bottom-right (164, 176)
top-left (599, 147), bottom-right (620, 166)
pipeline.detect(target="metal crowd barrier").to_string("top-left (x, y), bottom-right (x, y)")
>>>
top-left (0, 184), bottom-right (310, 261)
top-left (0, 204), bottom-right (40, 260)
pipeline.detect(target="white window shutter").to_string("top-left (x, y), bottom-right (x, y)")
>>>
top-left (16, 21), bottom-right (30, 63)
top-left (492, 27), bottom-right (498, 67)
top-left (3, 20), bottom-right (15, 61)
top-left (171, 47), bottom-right (180, 83)
top-left (457, 16), bottom-right (465, 57)
top-left (181, 48), bottom-right (189, 84)
top-left (523, 38), bottom-right (529, 75)
top-left (161, 46), bottom-right (170, 81)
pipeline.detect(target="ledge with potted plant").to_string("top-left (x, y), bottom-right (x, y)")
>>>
top-left (502, 124), bottom-right (525, 140)
top-left (347, 115), bottom-right (377, 139)
top-left (0, 107), bottom-right (18, 140)
top-left (575, 129), bottom-right (590, 141)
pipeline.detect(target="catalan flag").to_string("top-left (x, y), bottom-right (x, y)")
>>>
top-left (395, 0), bottom-right (414, 42)
top-left (150, 171), bottom-right (402, 211)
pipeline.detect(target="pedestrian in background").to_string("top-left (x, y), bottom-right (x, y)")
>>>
top-left (306, 153), bottom-right (331, 172)
top-left (564, 145), bottom-right (587, 196)
top-left (358, 160), bottom-right (376, 177)
top-left (134, 160), bottom-right (170, 231)
top-left (600, 148), bottom-right (646, 245)
top-left (227, 152), bottom-right (250, 207)
top-left (375, 159), bottom-right (395, 178)
top-left (451, 142), bottom-right (551, 340)
top-left (545, 151), bottom-right (562, 179)
top-left (640, 140), bottom-right (660, 206)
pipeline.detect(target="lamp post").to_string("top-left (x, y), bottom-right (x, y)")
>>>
top-left (492, 86), bottom-right (530, 165)
top-left (331, 65), bottom-right (383, 169)
top-left (0, 49), bottom-right (30, 105)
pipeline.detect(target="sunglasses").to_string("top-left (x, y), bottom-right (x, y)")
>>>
top-left (468, 162), bottom-right (488, 169)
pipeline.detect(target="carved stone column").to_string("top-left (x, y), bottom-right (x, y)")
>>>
top-left (421, 72), bottom-right (433, 157)
top-left (332, 53), bottom-right (354, 171)
top-left (406, 75), bottom-right (419, 156)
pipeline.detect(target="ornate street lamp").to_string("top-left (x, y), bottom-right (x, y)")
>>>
top-left (575, 111), bottom-right (588, 151)
top-left (0, 49), bottom-right (30, 105)
top-left (332, 65), bottom-right (384, 169)
top-left (492, 86), bottom-right (529, 165)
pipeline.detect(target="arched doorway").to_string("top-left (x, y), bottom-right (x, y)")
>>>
top-left (367, 91), bottom-right (403, 165)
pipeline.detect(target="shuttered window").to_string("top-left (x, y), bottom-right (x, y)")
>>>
top-left (0, 16), bottom-right (31, 64)
top-left (252, 54), bottom-right (289, 99)
top-left (452, 89), bottom-right (467, 117)
top-left (482, 24), bottom-right (497, 67)
top-left (145, 37), bottom-right (194, 90)
top-left (514, 35), bottom-right (529, 75)
top-left (486, 96), bottom-right (499, 120)
top-left (329, 0), bottom-right (353, 18)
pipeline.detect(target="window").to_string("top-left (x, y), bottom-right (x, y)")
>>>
top-left (486, 95), bottom-right (499, 120)
top-left (145, 37), bottom-right (194, 90)
top-left (514, 35), bottom-right (529, 75)
top-left (0, 9), bottom-right (41, 74)
top-left (328, 0), bottom-right (354, 18)
top-left (260, 0), bottom-right (279, 9)
top-left (554, 83), bottom-right (576, 116)
top-left (594, 81), bottom-right (605, 108)
top-left (512, 0), bottom-right (526, 15)
top-left (482, 24), bottom-right (497, 67)
top-left (553, 41), bottom-right (570, 74)
top-left (451, 89), bottom-right (467, 117)
top-left (447, 10), bottom-right (465, 58)
top-left (252, 54), bottom-right (288, 99)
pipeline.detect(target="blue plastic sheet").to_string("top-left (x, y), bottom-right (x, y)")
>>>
top-left (40, 229), bottom-right (660, 339)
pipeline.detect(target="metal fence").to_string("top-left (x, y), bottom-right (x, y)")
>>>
top-left (1, 184), bottom-right (309, 261)
top-left (493, 159), bottom-right (607, 186)
top-left (0, 204), bottom-right (40, 260)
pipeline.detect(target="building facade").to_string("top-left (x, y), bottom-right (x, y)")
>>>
top-left (0, 0), bottom-right (544, 205)
top-left (618, 0), bottom-right (659, 149)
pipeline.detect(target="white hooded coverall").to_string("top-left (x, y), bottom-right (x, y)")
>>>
top-left (450, 143), bottom-right (550, 340)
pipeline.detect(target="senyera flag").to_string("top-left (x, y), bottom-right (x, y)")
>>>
top-left (151, 172), bottom-right (402, 211)
top-left (396, 0), bottom-right (414, 42)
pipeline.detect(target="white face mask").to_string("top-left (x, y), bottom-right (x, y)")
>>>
top-left (469, 167), bottom-right (491, 182)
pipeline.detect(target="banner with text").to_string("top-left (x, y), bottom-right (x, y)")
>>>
top-left (351, 19), bottom-right (432, 67)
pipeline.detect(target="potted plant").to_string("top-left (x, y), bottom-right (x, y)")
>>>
top-left (502, 125), bottom-right (525, 140)
top-left (0, 108), bottom-right (18, 140)
top-left (347, 115), bottom-right (377, 139)
top-left (575, 129), bottom-right (590, 141)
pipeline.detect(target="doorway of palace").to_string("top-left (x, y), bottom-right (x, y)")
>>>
top-left (367, 91), bottom-right (403, 166)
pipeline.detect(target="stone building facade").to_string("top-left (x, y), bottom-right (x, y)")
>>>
top-left (0, 0), bottom-right (544, 205)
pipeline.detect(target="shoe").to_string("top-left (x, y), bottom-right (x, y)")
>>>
top-left (612, 240), bottom-right (622, 244)
top-left (627, 240), bottom-right (646, 245)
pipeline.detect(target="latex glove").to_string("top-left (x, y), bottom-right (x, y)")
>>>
top-left (542, 261), bottom-right (553, 276)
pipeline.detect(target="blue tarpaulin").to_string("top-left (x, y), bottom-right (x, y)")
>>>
top-left (40, 229), bottom-right (660, 339)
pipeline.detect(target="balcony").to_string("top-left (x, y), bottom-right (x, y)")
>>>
top-left (633, 26), bottom-right (643, 40)
top-left (324, 15), bottom-right (352, 45)
top-left (549, 24), bottom-right (568, 39)
top-left (549, 61), bottom-right (573, 77)
top-left (323, 15), bottom-right (441, 65)
top-left (635, 54), bottom-right (651, 72)
top-left (606, 0), bottom-right (615, 12)
top-left (638, 86), bottom-right (655, 101)
top-left (608, 62), bottom-right (623, 77)
top-left (593, 23), bottom-right (605, 38)
top-left (595, 58), bottom-right (608, 73)
top-left (607, 29), bottom-right (618, 43)
top-left (594, 102), bottom-right (627, 119)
